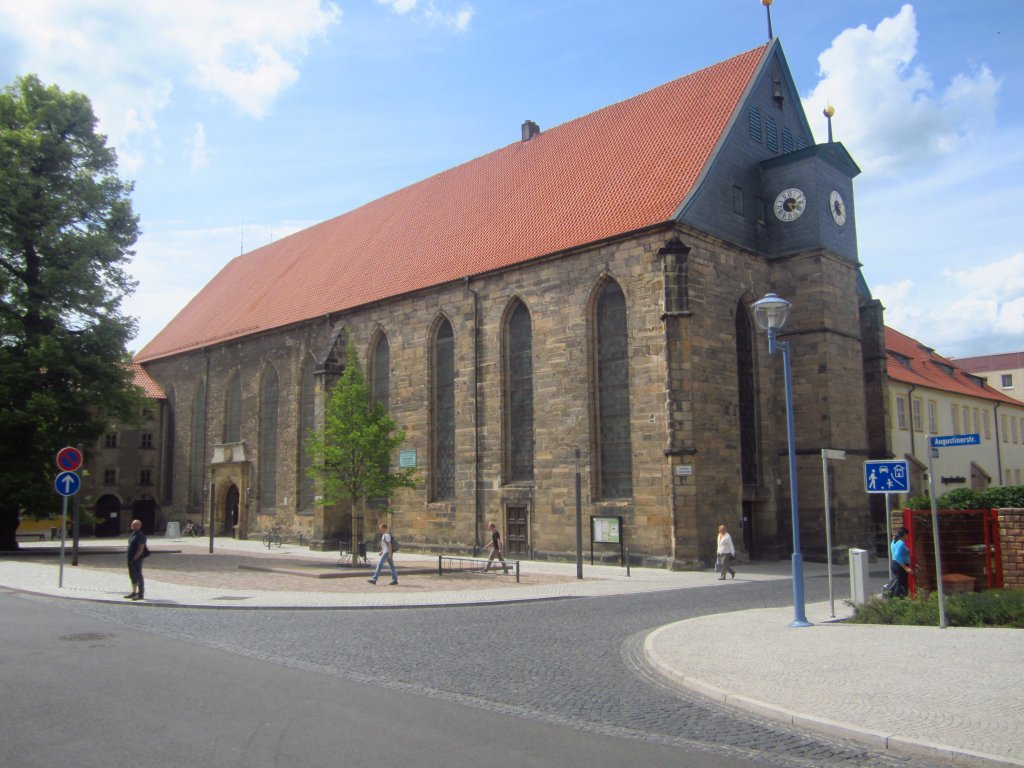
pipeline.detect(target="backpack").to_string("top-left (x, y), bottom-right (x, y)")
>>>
top-left (388, 533), bottom-right (400, 553)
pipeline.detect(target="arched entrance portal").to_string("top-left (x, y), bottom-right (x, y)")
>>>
top-left (94, 495), bottom-right (122, 537)
top-left (132, 495), bottom-right (157, 534)
top-left (225, 484), bottom-right (240, 537)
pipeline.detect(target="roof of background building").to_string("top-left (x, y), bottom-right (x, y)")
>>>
top-left (952, 351), bottom-right (1024, 372)
top-left (130, 362), bottom-right (165, 399)
top-left (134, 43), bottom-right (770, 363)
top-left (885, 327), bottom-right (1021, 406)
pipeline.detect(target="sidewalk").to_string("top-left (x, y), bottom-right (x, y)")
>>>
top-left (2, 537), bottom-right (1021, 766)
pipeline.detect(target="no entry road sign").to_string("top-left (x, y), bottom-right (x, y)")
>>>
top-left (56, 446), bottom-right (83, 472)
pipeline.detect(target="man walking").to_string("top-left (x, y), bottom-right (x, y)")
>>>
top-left (125, 519), bottom-right (147, 600)
top-left (367, 523), bottom-right (398, 585)
top-left (483, 521), bottom-right (509, 574)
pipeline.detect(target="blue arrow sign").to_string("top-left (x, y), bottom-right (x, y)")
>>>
top-left (54, 471), bottom-right (81, 497)
top-left (864, 460), bottom-right (909, 494)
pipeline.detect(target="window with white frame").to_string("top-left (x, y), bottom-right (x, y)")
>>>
top-left (927, 401), bottom-right (937, 434)
top-left (951, 403), bottom-right (960, 433)
top-left (896, 396), bottom-right (908, 430)
top-left (912, 398), bottom-right (923, 432)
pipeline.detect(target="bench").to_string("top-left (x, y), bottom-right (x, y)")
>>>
top-left (338, 539), bottom-right (369, 566)
top-left (438, 554), bottom-right (520, 583)
top-left (942, 573), bottom-right (976, 594)
top-left (16, 532), bottom-right (48, 541)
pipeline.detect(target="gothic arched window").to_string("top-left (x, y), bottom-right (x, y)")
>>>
top-left (371, 332), bottom-right (390, 412)
top-left (224, 372), bottom-right (241, 443)
top-left (189, 378), bottom-right (206, 511)
top-left (259, 366), bottom-right (279, 514)
top-left (595, 280), bottom-right (633, 498)
top-left (298, 356), bottom-right (316, 515)
top-left (736, 302), bottom-right (759, 485)
top-left (432, 318), bottom-right (455, 500)
top-left (505, 300), bottom-right (534, 482)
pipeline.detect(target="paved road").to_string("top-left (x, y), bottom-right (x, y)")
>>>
top-left (8, 572), bottom-right (955, 768)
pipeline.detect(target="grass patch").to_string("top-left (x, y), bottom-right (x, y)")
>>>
top-left (848, 589), bottom-right (1024, 628)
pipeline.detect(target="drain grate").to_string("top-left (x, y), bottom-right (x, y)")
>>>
top-left (211, 595), bottom-right (252, 601)
top-left (59, 633), bottom-right (114, 642)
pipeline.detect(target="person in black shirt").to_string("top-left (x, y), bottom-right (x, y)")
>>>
top-left (125, 519), bottom-right (148, 600)
top-left (484, 522), bottom-right (509, 574)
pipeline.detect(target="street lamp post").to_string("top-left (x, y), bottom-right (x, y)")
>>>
top-left (751, 292), bottom-right (811, 627)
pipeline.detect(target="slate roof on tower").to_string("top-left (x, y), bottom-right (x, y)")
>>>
top-left (135, 43), bottom-right (771, 363)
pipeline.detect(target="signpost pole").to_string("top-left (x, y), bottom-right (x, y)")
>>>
top-left (575, 446), bottom-right (582, 580)
top-left (821, 449), bottom-right (846, 618)
top-left (58, 495), bottom-right (68, 587)
top-left (926, 440), bottom-right (948, 628)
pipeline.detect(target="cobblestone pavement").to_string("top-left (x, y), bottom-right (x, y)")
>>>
top-left (17, 560), bottom-right (958, 768)
top-left (5, 538), bottom-right (1019, 767)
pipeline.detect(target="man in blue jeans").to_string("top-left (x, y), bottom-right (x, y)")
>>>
top-left (367, 523), bottom-right (397, 585)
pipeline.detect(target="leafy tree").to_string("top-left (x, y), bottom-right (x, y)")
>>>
top-left (0, 75), bottom-right (144, 550)
top-left (305, 342), bottom-right (418, 548)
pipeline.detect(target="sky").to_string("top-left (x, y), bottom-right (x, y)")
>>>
top-left (0, 0), bottom-right (1022, 360)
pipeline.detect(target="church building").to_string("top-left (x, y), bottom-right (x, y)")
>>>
top-left (130, 39), bottom-right (890, 568)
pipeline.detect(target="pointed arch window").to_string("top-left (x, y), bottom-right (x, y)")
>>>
top-left (224, 372), bottom-right (241, 443)
top-left (595, 281), bottom-right (633, 498)
top-left (371, 332), bottom-right (391, 412)
top-left (432, 319), bottom-right (456, 500)
top-left (298, 357), bottom-right (316, 514)
top-left (736, 303), bottom-right (759, 485)
top-left (505, 300), bottom-right (534, 482)
top-left (189, 379), bottom-right (207, 511)
top-left (259, 366), bottom-right (279, 514)
top-left (164, 387), bottom-right (175, 504)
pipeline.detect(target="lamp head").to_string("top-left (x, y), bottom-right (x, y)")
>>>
top-left (751, 292), bottom-right (791, 332)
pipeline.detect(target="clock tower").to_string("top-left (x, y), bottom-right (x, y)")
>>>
top-left (760, 141), bottom-right (860, 261)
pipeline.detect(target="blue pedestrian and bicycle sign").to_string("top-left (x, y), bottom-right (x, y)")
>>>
top-left (864, 460), bottom-right (909, 494)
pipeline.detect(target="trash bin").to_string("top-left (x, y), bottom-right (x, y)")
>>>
top-left (849, 548), bottom-right (870, 604)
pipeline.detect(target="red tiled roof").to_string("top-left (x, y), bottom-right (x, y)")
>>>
top-left (135, 45), bottom-right (769, 362)
top-left (952, 351), bottom-right (1024, 372)
top-left (885, 327), bottom-right (1020, 406)
top-left (130, 362), bottom-right (165, 399)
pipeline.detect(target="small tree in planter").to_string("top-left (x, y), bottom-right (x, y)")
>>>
top-left (305, 342), bottom-right (417, 559)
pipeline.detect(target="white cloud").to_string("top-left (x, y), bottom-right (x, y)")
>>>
top-left (0, 0), bottom-right (341, 168)
top-left (876, 254), bottom-right (1024, 355)
top-left (424, 3), bottom-right (474, 32)
top-left (377, 0), bottom-right (418, 14)
top-left (803, 3), bottom-right (1000, 177)
top-left (378, 0), bottom-right (474, 32)
top-left (126, 219), bottom-right (311, 350)
top-left (185, 122), bottom-right (208, 173)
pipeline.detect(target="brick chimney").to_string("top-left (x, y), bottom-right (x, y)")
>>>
top-left (521, 120), bottom-right (540, 142)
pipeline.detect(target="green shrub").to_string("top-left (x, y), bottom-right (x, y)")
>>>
top-left (905, 485), bottom-right (1024, 511)
top-left (848, 589), bottom-right (1024, 628)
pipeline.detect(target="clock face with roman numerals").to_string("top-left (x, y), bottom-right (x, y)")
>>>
top-left (829, 190), bottom-right (847, 226)
top-left (773, 188), bottom-right (806, 222)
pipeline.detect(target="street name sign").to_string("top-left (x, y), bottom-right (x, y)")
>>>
top-left (929, 433), bottom-right (981, 448)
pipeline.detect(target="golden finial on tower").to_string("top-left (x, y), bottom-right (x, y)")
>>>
top-left (762, 0), bottom-right (774, 41)
top-left (823, 103), bottom-right (836, 143)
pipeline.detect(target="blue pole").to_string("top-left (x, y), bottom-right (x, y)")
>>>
top-left (773, 332), bottom-right (810, 627)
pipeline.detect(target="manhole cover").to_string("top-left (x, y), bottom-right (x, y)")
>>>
top-left (59, 633), bottom-right (114, 642)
